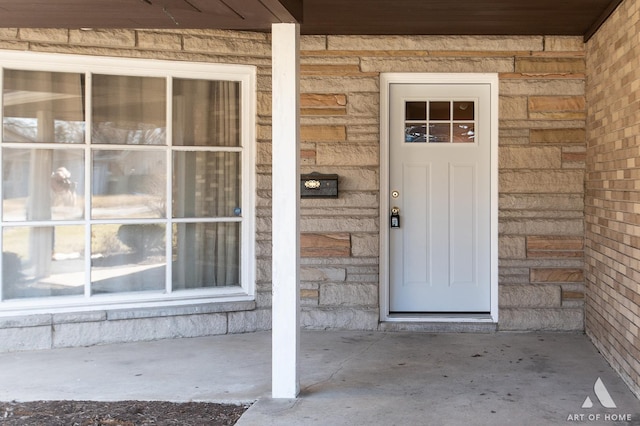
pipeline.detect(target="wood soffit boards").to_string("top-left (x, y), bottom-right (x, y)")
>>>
top-left (0, 0), bottom-right (624, 41)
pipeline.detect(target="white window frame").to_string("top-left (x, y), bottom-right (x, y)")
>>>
top-left (0, 51), bottom-right (256, 315)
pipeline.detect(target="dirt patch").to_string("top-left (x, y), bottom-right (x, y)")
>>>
top-left (0, 400), bottom-right (250, 426)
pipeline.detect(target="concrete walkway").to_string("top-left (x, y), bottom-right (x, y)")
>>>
top-left (0, 331), bottom-right (638, 425)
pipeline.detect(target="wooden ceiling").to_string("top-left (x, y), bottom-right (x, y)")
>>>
top-left (0, 0), bottom-right (623, 40)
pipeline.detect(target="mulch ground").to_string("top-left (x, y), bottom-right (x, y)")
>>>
top-left (0, 400), bottom-right (250, 426)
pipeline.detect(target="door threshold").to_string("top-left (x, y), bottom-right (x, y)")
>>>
top-left (380, 315), bottom-right (497, 333)
top-left (387, 313), bottom-right (494, 322)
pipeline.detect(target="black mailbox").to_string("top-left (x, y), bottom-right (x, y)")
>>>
top-left (300, 172), bottom-right (339, 198)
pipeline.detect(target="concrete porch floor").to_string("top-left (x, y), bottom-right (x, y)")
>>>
top-left (0, 330), bottom-right (638, 425)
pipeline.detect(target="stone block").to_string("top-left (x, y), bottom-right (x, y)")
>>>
top-left (351, 233), bottom-right (379, 257)
top-left (52, 314), bottom-right (228, 348)
top-left (0, 29), bottom-right (18, 38)
top-left (302, 64), bottom-right (363, 76)
top-left (301, 233), bottom-right (351, 257)
top-left (499, 285), bottom-right (562, 308)
top-left (500, 267), bottom-right (530, 285)
top-left (562, 147), bottom-right (587, 166)
top-left (531, 128), bottom-right (586, 144)
top-left (319, 167), bottom-right (379, 191)
top-left (300, 35), bottom-right (327, 51)
top-left (301, 266), bottom-right (347, 282)
top-left (499, 308), bottom-right (584, 331)
top-left (301, 307), bottom-right (379, 330)
top-left (499, 236), bottom-right (526, 259)
top-left (0, 314), bottom-right (51, 328)
top-left (499, 146), bottom-right (562, 169)
top-left (301, 76), bottom-right (379, 93)
top-left (137, 31), bottom-right (182, 50)
top-left (183, 35), bottom-right (270, 56)
top-left (255, 258), bottom-right (272, 282)
top-left (300, 190), bottom-right (378, 208)
top-left (347, 124), bottom-right (381, 142)
top-left (562, 289), bottom-right (585, 302)
top-left (499, 170), bottom-right (584, 193)
top-left (301, 288), bottom-right (320, 302)
top-left (316, 143), bottom-right (378, 166)
top-left (301, 145), bottom-right (317, 164)
top-left (530, 268), bottom-right (584, 283)
top-left (302, 93), bottom-right (347, 108)
top-left (500, 119), bottom-right (585, 130)
top-left (361, 56), bottom-right (514, 73)
top-left (106, 302), bottom-right (255, 320)
top-left (348, 93), bottom-right (379, 117)
top-left (320, 283), bottom-right (378, 306)
top-left (300, 217), bottom-right (378, 233)
top-left (500, 80), bottom-right (585, 96)
top-left (529, 96), bottom-right (586, 112)
top-left (19, 28), bottom-right (68, 43)
top-left (500, 219), bottom-right (584, 236)
top-left (526, 236), bottom-right (584, 258)
top-left (499, 194), bottom-right (584, 211)
top-left (529, 96), bottom-right (586, 120)
top-left (0, 326), bottom-right (52, 352)
top-left (228, 309), bottom-right (271, 333)
top-left (53, 311), bottom-right (107, 324)
top-left (499, 128), bottom-right (530, 145)
top-left (500, 96), bottom-right (528, 120)
top-left (544, 36), bottom-right (585, 52)
top-left (257, 92), bottom-right (271, 115)
top-left (327, 35), bottom-right (543, 51)
top-left (0, 40), bottom-right (28, 51)
top-left (515, 57), bottom-right (585, 73)
top-left (69, 29), bottom-right (136, 47)
top-left (301, 125), bottom-right (347, 142)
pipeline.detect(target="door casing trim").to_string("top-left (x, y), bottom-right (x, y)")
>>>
top-left (379, 73), bottom-right (499, 324)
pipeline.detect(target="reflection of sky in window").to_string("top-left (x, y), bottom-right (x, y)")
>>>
top-left (3, 117), bottom-right (85, 144)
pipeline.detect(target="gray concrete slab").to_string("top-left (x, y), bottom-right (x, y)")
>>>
top-left (0, 331), bottom-right (638, 426)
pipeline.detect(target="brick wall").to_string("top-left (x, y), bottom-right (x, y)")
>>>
top-left (585, 0), bottom-right (640, 398)
top-left (0, 29), bottom-right (587, 339)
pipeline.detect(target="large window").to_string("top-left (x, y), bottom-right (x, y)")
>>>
top-left (0, 52), bottom-right (255, 310)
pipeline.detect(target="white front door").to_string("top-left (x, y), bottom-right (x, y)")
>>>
top-left (387, 80), bottom-right (493, 313)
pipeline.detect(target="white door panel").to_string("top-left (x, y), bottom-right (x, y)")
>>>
top-left (389, 83), bottom-right (491, 313)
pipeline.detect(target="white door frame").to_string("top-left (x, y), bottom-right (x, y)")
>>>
top-left (379, 73), bottom-right (499, 323)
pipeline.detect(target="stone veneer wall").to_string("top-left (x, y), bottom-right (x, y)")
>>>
top-left (585, 0), bottom-right (640, 398)
top-left (296, 35), bottom-right (586, 331)
top-left (0, 29), bottom-right (587, 350)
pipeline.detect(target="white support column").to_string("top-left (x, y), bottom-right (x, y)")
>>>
top-left (271, 22), bottom-right (300, 399)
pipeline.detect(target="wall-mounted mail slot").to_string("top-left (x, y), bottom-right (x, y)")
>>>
top-left (300, 172), bottom-right (339, 198)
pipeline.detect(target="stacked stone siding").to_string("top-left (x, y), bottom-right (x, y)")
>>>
top-left (585, 0), bottom-right (640, 398)
top-left (0, 29), bottom-right (587, 350)
top-left (298, 35), bottom-right (586, 331)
